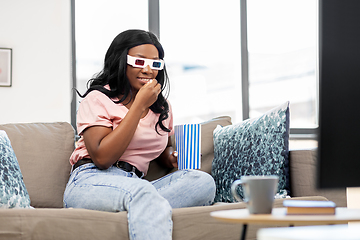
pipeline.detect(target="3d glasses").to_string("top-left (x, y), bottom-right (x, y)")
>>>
top-left (127, 55), bottom-right (164, 70)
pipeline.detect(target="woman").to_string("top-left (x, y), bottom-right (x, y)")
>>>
top-left (63, 29), bottom-right (216, 240)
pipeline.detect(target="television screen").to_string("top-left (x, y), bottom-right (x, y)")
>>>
top-left (317, 0), bottom-right (360, 188)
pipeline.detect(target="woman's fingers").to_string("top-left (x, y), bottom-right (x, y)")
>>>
top-left (136, 79), bottom-right (162, 108)
top-left (145, 79), bottom-right (161, 95)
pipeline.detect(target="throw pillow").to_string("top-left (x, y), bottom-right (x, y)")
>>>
top-left (0, 130), bottom-right (31, 208)
top-left (211, 101), bottom-right (290, 203)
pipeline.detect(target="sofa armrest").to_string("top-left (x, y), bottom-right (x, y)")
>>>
top-left (289, 149), bottom-right (347, 207)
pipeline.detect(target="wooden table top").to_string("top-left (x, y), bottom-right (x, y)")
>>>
top-left (210, 207), bottom-right (360, 225)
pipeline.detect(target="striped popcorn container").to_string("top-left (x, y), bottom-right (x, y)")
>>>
top-left (174, 124), bottom-right (201, 170)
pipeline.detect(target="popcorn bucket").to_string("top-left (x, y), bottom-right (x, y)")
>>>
top-left (174, 124), bottom-right (201, 170)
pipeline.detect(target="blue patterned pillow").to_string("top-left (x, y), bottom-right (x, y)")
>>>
top-left (0, 130), bottom-right (31, 208)
top-left (211, 102), bottom-right (290, 203)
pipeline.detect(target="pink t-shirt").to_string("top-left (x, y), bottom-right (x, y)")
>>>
top-left (69, 89), bottom-right (174, 175)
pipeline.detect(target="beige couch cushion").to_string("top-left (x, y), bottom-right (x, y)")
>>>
top-left (0, 122), bottom-right (74, 208)
top-left (198, 116), bottom-right (232, 174)
top-left (0, 208), bottom-right (129, 240)
top-left (289, 149), bottom-right (347, 207)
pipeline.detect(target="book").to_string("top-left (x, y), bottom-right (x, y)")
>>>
top-left (283, 200), bottom-right (336, 215)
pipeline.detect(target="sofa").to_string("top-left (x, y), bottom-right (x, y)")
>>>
top-left (0, 117), bottom-right (346, 240)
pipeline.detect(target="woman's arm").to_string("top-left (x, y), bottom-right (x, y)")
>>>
top-left (83, 80), bottom-right (161, 169)
top-left (155, 136), bottom-right (178, 169)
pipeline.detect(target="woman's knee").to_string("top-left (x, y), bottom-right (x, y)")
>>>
top-left (187, 170), bottom-right (215, 186)
top-left (184, 170), bottom-right (216, 203)
top-left (131, 179), bottom-right (171, 205)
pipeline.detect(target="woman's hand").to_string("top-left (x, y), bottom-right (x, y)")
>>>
top-left (156, 136), bottom-right (178, 169)
top-left (134, 79), bottom-right (161, 111)
top-left (169, 151), bottom-right (178, 168)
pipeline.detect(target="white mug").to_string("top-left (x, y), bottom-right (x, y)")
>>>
top-left (231, 175), bottom-right (279, 214)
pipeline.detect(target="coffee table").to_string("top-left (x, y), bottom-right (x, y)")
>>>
top-left (210, 207), bottom-right (360, 240)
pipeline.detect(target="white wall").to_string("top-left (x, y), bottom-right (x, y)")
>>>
top-left (347, 187), bottom-right (360, 208)
top-left (0, 0), bottom-right (72, 124)
top-left (347, 188), bottom-right (360, 227)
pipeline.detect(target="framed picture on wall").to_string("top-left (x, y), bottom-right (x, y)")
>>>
top-left (0, 48), bottom-right (12, 87)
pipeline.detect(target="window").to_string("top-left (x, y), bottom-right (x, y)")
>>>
top-left (74, 0), bottom-right (148, 109)
top-left (247, 0), bottom-right (318, 129)
top-left (160, 0), bottom-right (242, 125)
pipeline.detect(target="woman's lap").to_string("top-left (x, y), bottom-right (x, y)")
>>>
top-left (63, 163), bottom-right (174, 240)
top-left (63, 163), bottom-right (158, 212)
top-left (64, 164), bottom-right (215, 210)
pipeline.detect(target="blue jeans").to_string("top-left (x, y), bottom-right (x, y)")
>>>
top-left (63, 163), bottom-right (216, 240)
